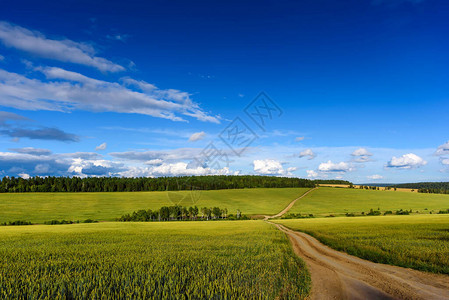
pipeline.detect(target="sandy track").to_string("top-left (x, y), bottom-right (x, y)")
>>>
top-left (274, 223), bottom-right (449, 300)
top-left (263, 187), bottom-right (317, 220)
top-left (265, 187), bottom-right (449, 299)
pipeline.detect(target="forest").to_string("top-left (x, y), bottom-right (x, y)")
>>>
top-left (0, 175), bottom-right (329, 193)
top-left (393, 182), bottom-right (449, 194)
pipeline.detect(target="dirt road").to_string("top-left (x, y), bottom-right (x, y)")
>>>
top-left (266, 187), bottom-right (449, 299)
top-left (263, 187), bottom-right (317, 220)
top-left (275, 223), bottom-right (449, 300)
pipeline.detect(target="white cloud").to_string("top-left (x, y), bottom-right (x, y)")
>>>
top-left (306, 170), bottom-right (318, 178)
top-left (367, 174), bottom-right (383, 180)
top-left (299, 148), bottom-right (316, 160)
top-left (189, 131), bottom-right (206, 142)
top-left (435, 141), bottom-right (449, 156)
top-left (118, 162), bottom-right (237, 177)
top-left (0, 67), bottom-right (220, 123)
top-left (95, 142), bottom-right (107, 151)
top-left (0, 54), bottom-right (4, 61)
top-left (145, 159), bottom-right (164, 165)
top-left (318, 160), bottom-right (353, 173)
top-left (0, 21), bottom-right (124, 72)
top-left (253, 159), bottom-right (295, 176)
top-left (440, 158), bottom-right (449, 165)
top-left (352, 148), bottom-right (372, 157)
top-left (18, 172), bottom-right (30, 179)
top-left (351, 147), bottom-right (373, 162)
top-left (295, 136), bottom-right (305, 142)
top-left (386, 153), bottom-right (427, 169)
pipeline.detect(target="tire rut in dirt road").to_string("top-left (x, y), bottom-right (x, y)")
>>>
top-left (274, 223), bottom-right (449, 300)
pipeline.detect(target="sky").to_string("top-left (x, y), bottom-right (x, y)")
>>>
top-left (0, 0), bottom-right (448, 183)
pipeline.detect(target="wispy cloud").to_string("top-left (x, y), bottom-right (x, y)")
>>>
top-left (95, 142), bottom-right (107, 151)
top-left (106, 34), bottom-right (130, 42)
top-left (0, 110), bottom-right (79, 142)
top-left (299, 148), bottom-right (316, 160)
top-left (1, 127), bottom-right (79, 142)
top-left (0, 67), bottom-right (220, 123)
top-left (0, 21), bottom-right (124, 72)
top-left (189, 131), bottom-right (206, 142)
top-left (9, 147), bottom-right (52, 156)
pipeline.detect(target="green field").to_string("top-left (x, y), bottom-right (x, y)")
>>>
top-left (275, 214), bottom-right (449, 274)
top-left (289, 187), bottom-right (449, 216)
top-left (0, 188), bottom-right (310, 223)
top-left (0, 221), bottom-right (309, 299)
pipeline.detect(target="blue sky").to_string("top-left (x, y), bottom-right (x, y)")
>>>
top-left (0, 0), bottom-right (448, 183)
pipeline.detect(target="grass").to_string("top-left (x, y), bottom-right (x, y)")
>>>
top-left (0, 187), bottom-right (310, 223)
top-left (275, 215), bottom-right (449, 274)
top-left (0, 221), bottom-right (310, 299)
top-left (289, 187), bottom-right (449, 216)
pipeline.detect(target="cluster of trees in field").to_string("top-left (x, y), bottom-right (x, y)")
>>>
top-left (0, 175), bottom-right (319, 193)
top-left (44, 219), bottom-right (98, 225)
top-left (119, 206), bottom-right (248, 222)
top-left (0, 220), bottom-right (32, 226)
top-left (1, 219), bottom-right (99, 226)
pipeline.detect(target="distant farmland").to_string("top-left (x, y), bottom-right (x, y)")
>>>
top-left (0, 188), bottom-right (310, 223)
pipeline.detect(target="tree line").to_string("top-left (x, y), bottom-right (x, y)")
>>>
top-left (118, 206), bottom-right (248, 222)
top-left (392, 182), bottom-right (449, 194)
top-left (0, 175), bottom-right (320, 193)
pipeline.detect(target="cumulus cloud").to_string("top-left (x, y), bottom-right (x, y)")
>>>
top-left (0, 67), bottom-right (220, 123)
top-left (435, 141), bottom-right (449, 157)
top-left (306, 170), bottom-right (318, 178)
top-left (441, 158), bottom-right (449, 165)
top-left (95, 142), bottom-right (107, 151)
top-left (299, 148), bottom-right (316, 160)
top-left (0, 21), bottom-right (124, 72)
top-left (253, 159), bottom-right (296, 176)
top-left (318, 160), bottom-right (353, 173)
top-left (386, 153), bottom-right (427, 169)
top-left (351, 147), bottom-right (373, 162)
top-left (367, 174), bottom-right (383, 180)
top-left (119, 162), bottom-right (237, 177)
top-left (189, 131), bottom-right (206, 142)
top-left (18, 172), bottom-right (30, 179)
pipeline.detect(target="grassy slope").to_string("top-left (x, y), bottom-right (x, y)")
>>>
top-left (0, 221), bottom-right (310, 299)
top-left (289, 187), bottom-right (449, 216)
top-left (275, 215), bottom-right (449, 274)
top-left (0, 188), bottom-right (310, 223)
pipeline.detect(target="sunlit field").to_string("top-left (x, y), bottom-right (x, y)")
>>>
top-left (0, 188), bottom-right (310, 223)
top-left (0, 221), bottom-right (310, 299)
top-left (289, 187), bottom-right (449, 216)
top-left (275, 214), bottom-right (449, 274)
